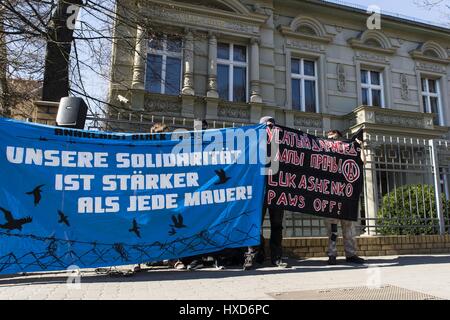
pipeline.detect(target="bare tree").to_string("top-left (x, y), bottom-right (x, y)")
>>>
top-left (0, 4), bottom-right (9, 116)
top-left (42, 0), bottom-right (83, 102)
top-left (415, 0), bottom-right (450, 22)
top-left (0, 0), bottom-right (193, 118)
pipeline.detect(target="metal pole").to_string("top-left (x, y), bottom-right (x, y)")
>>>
top-left (429, 139), bottom-right (445, 235)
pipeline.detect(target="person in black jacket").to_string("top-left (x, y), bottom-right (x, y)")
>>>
top-left (243, 116), bottom-right (289, 270)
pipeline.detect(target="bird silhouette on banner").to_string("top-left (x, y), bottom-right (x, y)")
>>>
top-left (0, 207), bottom-right (32, 231)
top-left (214, 169), bottom-right (231, 185)
top-left (26, 184), bottom-right (45, 206)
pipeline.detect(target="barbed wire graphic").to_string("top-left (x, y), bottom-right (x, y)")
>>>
top-left (0, 209), bottom-right (259, 274)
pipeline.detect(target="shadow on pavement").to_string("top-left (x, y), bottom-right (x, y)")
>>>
top-left (0, 254), bottom-right (449, 287)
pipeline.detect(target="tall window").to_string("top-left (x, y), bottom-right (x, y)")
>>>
top-left (361, 70), bottom-right (384, 107)
top-left (422, 78), bottom-right (443, 125)
top-left (145, 35), bottom-right (182, 95)
top-left (217, 43), bottom-right (247, 102)
top-left (291, 58), bottom-right (318, 113)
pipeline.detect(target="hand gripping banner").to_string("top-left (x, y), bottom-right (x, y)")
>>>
top-left (266, 126), bottom-right (364, 221)
top-left (0, 118), bottom-right (266, 274)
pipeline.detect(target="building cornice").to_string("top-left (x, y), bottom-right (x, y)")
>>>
top-left (145, 0), bottom-right (268, 25)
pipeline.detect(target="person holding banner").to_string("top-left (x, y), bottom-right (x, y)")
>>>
top-left (134, 122), bottom-right (174, 272)
top-left (243, 116), bottom-right (289, 271)
top-left (325, 130), bottom-right (366, 266)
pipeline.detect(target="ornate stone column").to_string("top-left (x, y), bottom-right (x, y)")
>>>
top-left (207, 32), bottom-right (218, 98)
top-left (363, 143), bottom-right (379, 236)
top-left (205, 32), bottom-right (219, 120)
top-left (182, 29), bottom-right (195, 96)
top-left (181, 29), bottom-right (195, 118)
top-left (131, 24), bottom-right (147, 110)
top-left (131, 25), bottom-right (146, 90)
top-left (250, 37), bottom-right (262, 103)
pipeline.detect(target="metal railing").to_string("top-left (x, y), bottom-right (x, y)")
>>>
top-left (285, 133), bottom-right (450, 237)
top-left (84, 113), bottom-right (450, 237)
top-left (85, 112), bottom-right (249, 132)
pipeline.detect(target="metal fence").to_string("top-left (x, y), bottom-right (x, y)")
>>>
top-left (85, 112), bottom-right (249, 132)
top-left (84, 112), bottom-right (450, 237)
top-left (283, 134), bottom-right (450, 237)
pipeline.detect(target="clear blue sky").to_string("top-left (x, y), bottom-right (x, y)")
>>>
top-left (81, 0), bottom-right (449, 112)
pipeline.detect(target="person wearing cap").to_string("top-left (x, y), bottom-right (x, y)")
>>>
top-left (243, 116), bottom-right (289, 270)
top-left (325, 129), bottom-right (366, 265)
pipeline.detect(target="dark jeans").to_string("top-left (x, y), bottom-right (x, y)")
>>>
top-left (246, 205), bottom-right (284, 261)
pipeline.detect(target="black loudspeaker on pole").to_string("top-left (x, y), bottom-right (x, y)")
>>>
top-left (56, 97), bottom-right (88, 129)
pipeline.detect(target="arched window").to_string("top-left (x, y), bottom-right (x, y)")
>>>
top-left (297, 25), bottom-right (317, 36)
top-left (423, 50), bottom-right (440, 58)
top-left (364, 39), bottom-right (382, 48)
top-left (410, 41), bottom-right (449, 63)
top-left (348, 30), bottom-right (397, 54)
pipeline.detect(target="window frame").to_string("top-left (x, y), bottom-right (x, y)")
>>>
top-left (217, 42), bottom-right (249, 103)
top-left (290, 58), bottom-right (319, 113)
top-left (360, 69), bottom-right (385, 108)
top-left (421, 77), bottom-right (444, 126)
top-left (145, 35), bottom-right (183, 95)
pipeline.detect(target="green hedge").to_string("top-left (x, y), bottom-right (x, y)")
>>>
top-left (376, 184), bottom-right (450, 235)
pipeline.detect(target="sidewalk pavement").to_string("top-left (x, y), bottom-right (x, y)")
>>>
top-left (0, 255), bottom-right (449, 300)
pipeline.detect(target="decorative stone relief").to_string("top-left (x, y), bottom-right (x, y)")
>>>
top-left (147, 5), bottom-right (258, 34)
top-left (208, 76), bottom-right (217, 92)
top-left (183, 75), bottom-right (194, 92)
top-left (375, 114), bottom-right (424, 128)
top-left (218, 105), bottom-right (250, 119)
top-left (355, 51), bottom-right (389, 63)
top-left (294, 116), bottom-right (322, 128)
top-left (425, 117), bottom-right (434, 128)
top-left (145, 98), bottom-right (181, 113)
top-left (416, 61), bottom-right (446, 73)
top-left (286, 39), bottom-right (324, 52)
top-left (337, 64), bottom-right (346, 92)
top-left (400, 74), bottom-right (409, 100)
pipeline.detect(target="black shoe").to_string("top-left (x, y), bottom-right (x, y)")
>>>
top-left (346, 255), bottom-right (366, 264)
top-left (187, 260), bottom-right (204, 271)
top-left (202, 256), bottom-right (215, 267)
top-left (271, 259), bottom-right (289, 268)
top-left (243, 255), bottom-right (255, 271)
top-left (328, 256), bottom-right (337, 265)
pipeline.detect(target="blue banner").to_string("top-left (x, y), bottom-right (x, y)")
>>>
top-left (0, 118), bottom-right (266, 274)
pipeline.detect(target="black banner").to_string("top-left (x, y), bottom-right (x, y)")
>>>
top-left (266, 126), bottom-right (364, 221)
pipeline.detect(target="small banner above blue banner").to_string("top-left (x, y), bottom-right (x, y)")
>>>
top-left (266, 125), bottom-right (364, 221)
top-left (0, 118), bottom-right (266, 274)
